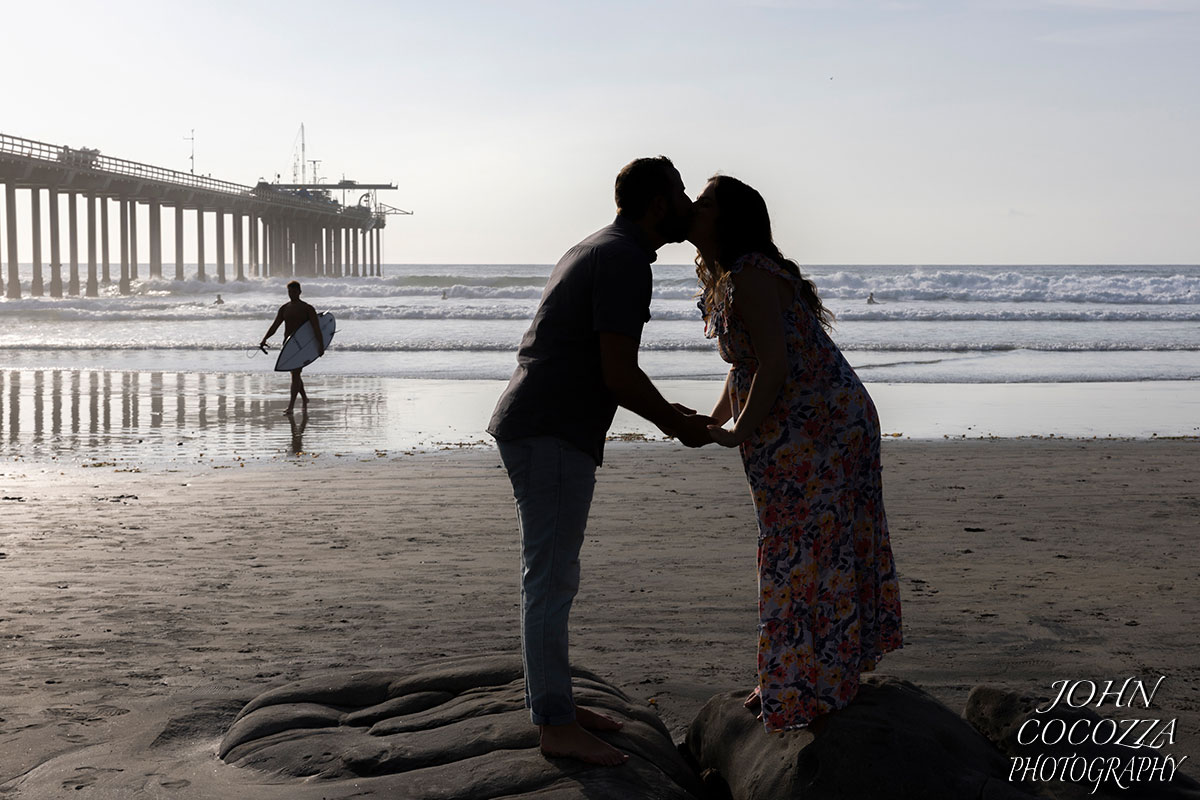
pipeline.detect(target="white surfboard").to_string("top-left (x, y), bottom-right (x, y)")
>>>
top-left (275, 312), bottom-right (336, 372)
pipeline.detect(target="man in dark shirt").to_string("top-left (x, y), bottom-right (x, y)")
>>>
top-left (260, 280), bottom-right (325, 415)
top-left (488, 156), bottom-right (712, 766)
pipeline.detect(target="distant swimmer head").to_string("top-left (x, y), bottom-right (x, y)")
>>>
top-left (287, 280), bottom-right (302, 300)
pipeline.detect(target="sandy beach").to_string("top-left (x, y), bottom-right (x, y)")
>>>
top-left (0, 436), bottom-right (1197, 796)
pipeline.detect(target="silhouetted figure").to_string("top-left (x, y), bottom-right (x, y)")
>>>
top-left (867, 292), bottom-right (878, 305)
top-left (214, 294), bottom-right (225, 306)
top-left (260, 281), bottom-right (324, 415)
top-left (488, 156), bottom-right (713, 767)
top-left (691, 175), bottom-right (902, 733)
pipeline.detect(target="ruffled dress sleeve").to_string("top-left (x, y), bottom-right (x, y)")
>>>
top-left (704, 252), bottom-right (791, 340)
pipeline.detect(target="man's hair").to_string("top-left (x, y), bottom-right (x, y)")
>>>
top-left (287, 280), bottom-right (301, 298)
top-left (614, 156), bottom-right (677, 219)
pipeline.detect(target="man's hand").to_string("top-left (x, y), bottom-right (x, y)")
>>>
top-left (671, 412), bottom-right (716, 448)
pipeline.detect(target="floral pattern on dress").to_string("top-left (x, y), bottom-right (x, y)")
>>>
top-left (708, 252), bottom-right (903, 732)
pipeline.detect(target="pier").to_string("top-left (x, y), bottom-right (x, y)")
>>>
top-left (0, 132), bottom-right (410, 299)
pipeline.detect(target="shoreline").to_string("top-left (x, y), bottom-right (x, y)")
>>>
top-left (0, 370), bottom-right (1196, 470)
top-left (1, 439), bottom-right (1197, 796)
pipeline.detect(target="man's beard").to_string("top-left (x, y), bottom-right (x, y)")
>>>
top-left (658, 206), bottom-right (693, 244)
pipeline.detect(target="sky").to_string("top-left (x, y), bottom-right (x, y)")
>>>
top-left (2, 0), bottom-right (1198, 265)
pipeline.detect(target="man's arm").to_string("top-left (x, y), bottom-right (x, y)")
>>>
top-left (260, 307), bottom-right (285, 348)
top-left (598, 332), bottom-right (711, 447)
top-left (307, 306), bottom-right (325, 356)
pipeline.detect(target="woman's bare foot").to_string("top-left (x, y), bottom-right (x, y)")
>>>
top-left (743, 686), bottom-right (763, 721)
top-left (576, 706), bottom-right (623, 732)
top-left (539, 721), bottom-right (628, 766)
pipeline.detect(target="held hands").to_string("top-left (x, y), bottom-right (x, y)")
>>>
top-left (668, 406), bottom-right (716, 448)
top-left (706, 422), bottom-right (748, 448)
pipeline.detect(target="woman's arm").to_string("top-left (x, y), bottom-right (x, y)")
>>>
top-left (709, 369), bottom-right (734, 425)
top-left (707, 267), bottom-right (788, 447)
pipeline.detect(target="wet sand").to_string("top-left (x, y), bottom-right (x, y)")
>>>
top-left (2, 367), bottom-right (1199, 470)
top-left (1, 437), bottom-right (1197, 796)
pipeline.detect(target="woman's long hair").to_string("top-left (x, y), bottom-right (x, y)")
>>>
top-left (695, 176), bottom-right (833, 332)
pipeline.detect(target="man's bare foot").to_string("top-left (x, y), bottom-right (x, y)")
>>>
top-left (539, 721), bottom-right (628, 766)
top-left (576, 707), bottom-right (623, 732)
top-left (284, 407), bottom-right (295, 415)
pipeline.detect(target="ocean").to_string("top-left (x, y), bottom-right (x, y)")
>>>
top-left (1, 263), bottom-right (1197, 461)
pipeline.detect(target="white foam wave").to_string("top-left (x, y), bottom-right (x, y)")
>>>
top-left (833, 307), bottom-right (1200, 322)
top-left (7, 299), bottom-right (1198, 324)
top-left (4, 341), bottom-right (1196, 354)
top-left (6, 266), bottom-right (1197, 306)
top-left (812, 267), bottom-right (1200, 304)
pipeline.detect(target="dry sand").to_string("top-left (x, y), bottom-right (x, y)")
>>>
top-left (1, 439), bottom-right (1197, 796)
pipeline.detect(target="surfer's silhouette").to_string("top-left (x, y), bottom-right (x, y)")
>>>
top-left (260, 281), bottom-right (325, 415)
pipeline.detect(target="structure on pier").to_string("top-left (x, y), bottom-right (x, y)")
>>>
top-left (0, 132), bottom-right (411, 299)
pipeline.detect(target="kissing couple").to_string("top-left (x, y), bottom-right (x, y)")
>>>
top-left (488, 156), bottom-right (903, 765)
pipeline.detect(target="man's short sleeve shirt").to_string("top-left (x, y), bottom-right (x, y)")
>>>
top-left (487, 216), bottom-right (655, 465)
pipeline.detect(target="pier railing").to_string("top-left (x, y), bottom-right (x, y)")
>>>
top-left (0, 132), bottom-right (344, 216)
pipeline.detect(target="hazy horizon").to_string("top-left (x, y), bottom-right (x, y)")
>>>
top-left (3, 0), bottom-right (1198, 267)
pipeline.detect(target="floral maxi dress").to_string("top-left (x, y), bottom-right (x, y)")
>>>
top-left (708, 253), bottom-right (904, 732)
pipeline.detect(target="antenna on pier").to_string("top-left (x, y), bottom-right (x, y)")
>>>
top-left (300, 123), bottom-right (306, 185)
top-left (308, 159), bottom-right (322, 184)
top-left (184, 129), bottom-right (195, 174)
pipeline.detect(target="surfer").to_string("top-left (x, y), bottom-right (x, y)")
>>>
top-left (867, 292), bottom-right (879, 305)
top-left (260, 280), bottom-right (325, 414)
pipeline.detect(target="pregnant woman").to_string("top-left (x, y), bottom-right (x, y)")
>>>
top-left (690, 175), bottom-right (903, 732)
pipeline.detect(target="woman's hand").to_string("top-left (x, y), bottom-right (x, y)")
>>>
top-left (707, 423), bottom-right (746, 448)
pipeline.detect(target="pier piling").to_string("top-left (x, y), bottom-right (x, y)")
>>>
top-left (101, 197), bottom-right (110, 286)
top-left (174, 205), bottom-right (184, 281)
top-left (119, 199), bottom-right (130, 295)
top-left (68, 192), bottom-right (80, 296)
top-left (215, 209), bottom-right (226, 284)
top-left (30, 189), bottom-right (43, 296)
top-left (86, 195), bottom-right (97, 297)
top-left (5, 183), bottom-right (18, 299)
top-left (48, 188), bottom-right (62, 298)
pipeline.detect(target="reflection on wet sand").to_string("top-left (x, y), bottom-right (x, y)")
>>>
top-left (0, 368), bottom-right (389, 465)
top-left (289, 410), bottom-right (309, 455)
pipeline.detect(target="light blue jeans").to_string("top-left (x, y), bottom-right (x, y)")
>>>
top-left (497, 435), bottom-right (597, 726)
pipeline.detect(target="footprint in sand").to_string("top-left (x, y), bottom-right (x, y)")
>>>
top-left (61, 766), bottom-right (123, 790)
